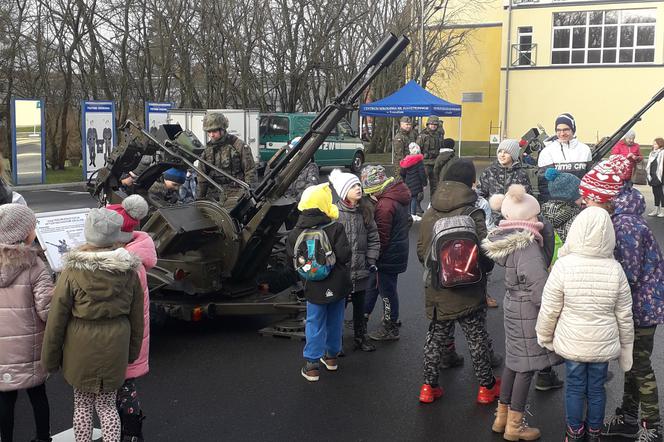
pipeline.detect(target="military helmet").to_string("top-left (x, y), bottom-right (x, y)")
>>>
top-left (427, 116), bottom-right (440, 125)
top-left (203, 112), bottom-right (229, 131)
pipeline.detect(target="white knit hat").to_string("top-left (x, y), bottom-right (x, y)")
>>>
top-left (329, 168), bottom-right (360, 201)
top-left (408, 142), bottom-right (421, 155)
top-left (84, 208), bottom-right (125, 247)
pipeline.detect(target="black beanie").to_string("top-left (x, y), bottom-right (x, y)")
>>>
top-left (555, 113), bottom-right (576, 133)
top-left (443, 158), bottom-right (476, 188)
top-left (442, 138), bottom-right (455, 150)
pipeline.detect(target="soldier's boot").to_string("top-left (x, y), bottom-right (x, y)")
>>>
top-left (120, 412), bottom-right (145, 442)
top-left (353, 317), bottom-right (376, 352)
top-left (636, 420), bottom-right (663, 442)
top-left (492, 402), bottom-right (509, 433)
top-left (601, 407), bottom-right (639, 438)
top-left (503, 409), bottom-right (541, 441)
top-left (369, 320), bottom-right (399, 341)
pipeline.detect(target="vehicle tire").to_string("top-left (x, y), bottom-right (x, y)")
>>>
top-left (350, 152), bottom-right (364, 173)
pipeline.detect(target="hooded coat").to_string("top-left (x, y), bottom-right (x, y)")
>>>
top-left (335, 201), bottom-right (380, 292)
top-left (477, 160), bottom-right (532, 199)
top-left (482, 229), bottom-right (562, 372)
top-left (124, 231), bottom-right (158, 379)
top-left (536, 207), bottom-right (634, 369)
top-left (41, 248), bottom-right (144, 393)
top-left (399, 154), bottom-right (427, 197)
top-left (372, 181), bottom-right (412, 274)
top-left (612, 187), bottom-right (664, 327)
top-left (286, 209), bottom-right (352, 304)
top-left (417, 181), bottom-right (492, 321)
top-left (0, 244), bottom-right (53, 391)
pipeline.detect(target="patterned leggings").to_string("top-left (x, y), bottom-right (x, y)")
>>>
top-left (73, 389), bottom-right (120, 442)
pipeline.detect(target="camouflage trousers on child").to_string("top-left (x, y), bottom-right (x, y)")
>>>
top-left (622, 326), bottom-right (660, 425)
top-left (423, 308), bottom-right (494, 387)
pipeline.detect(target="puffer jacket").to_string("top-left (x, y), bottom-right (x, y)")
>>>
top-left (41, 248), bottom-right (144, 393)
top-left (336, 200), bottom-right (380, 292)
top-left (124, 231), bottom-right (158, 379)
top-left (612, 187), bottom-right (664, 327)
top-left (286, 209), bottom-right (352, 304)
top-left (611, 140), bottom-right (643, 181)
top-left (0, 244), bottom-right (53, 391)
top-left (541, 200), bottom-right (582, 243)
top-left (483, 227), bottom-right (562, 373)
top-left (477, 160), bottom-right (532, 198)
top-left (433, 149), bottom-right (455, 186)
top-left (400, 154), bottom-right (427, 197)
top-left (373, 181), bottom-right (412, 274)
top-left (536, 207), bottom-right (634, 369)
top-left (417, 181), bottom-right (492, 321)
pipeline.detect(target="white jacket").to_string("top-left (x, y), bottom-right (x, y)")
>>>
top-left (536, 206), bottom-right (634, 370)
top-left (646, 149), bottom-right (664, 185)
top-left (538, 138), bottom-right (592, 171)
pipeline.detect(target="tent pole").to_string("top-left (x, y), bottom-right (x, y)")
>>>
top-left (458, 117), bottom-right (462, 157)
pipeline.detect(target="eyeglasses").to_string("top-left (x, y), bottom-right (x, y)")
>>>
top-left (556, 128), bottom-right (572, 133)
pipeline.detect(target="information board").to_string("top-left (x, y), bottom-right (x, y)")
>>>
top-left (82, 100), bottom-right (116, 180)
top-left (35, 208), bottom-right (90, 272)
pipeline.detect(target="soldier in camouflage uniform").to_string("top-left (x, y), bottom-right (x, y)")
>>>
top-left (197, 112), bottom-right (257, 208)
top-left (416, 116), bottom-right (443, 200)
top-left (392, 116), bottom-right (416, 176)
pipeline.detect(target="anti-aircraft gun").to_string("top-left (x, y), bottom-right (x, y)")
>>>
top-left (88, 34), bottom-right (410, 323)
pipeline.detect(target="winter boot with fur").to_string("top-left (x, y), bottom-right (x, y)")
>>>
top-left (503, 409), bottom-right (541, 441)
top-left (120, 412), bottom-right (146, 442)
top-left (492, 402), bottom-right (509, 433)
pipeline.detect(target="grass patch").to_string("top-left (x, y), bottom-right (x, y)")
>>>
top-left (45, 166), bottom-right (83, 184)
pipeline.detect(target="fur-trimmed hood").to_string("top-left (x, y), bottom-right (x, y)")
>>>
top-left (0, 244), bottom-right (40, 288)
top-left (482, 229), bottom-right (537, 266)
top-left (63, 247), bottom-right (140, 273)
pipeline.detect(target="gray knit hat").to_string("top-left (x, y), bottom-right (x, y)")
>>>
top-left (0, 204), bottom-right (37, 245)
top-left (84, 208), bottom-right (125, 247)
top-left (497, 139), bottom-right (521, 162)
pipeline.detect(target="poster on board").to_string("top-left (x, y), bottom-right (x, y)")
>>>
top-left (10, 98), bottom-right (45, 185)
top-left (82, 100), bottom-right (115, 180)
top-left (35, 208), bottom-right (90, 272)
top-left (145, 102), bottom-right (174, 134)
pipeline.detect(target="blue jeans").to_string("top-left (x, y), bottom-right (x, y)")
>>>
top-left (364, 271), bottom-right (400, 321)
top-left (409, 197), bottom-right (420, 215)
top-left (565, 360), bottom-right (609, 431)
top-left (303, 298), bottom-right (345, 362)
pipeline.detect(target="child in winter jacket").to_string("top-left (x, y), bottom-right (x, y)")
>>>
top-left (601, 186), bottom-right (664, 441)
top-left (478, 139), bottom-right (532, 201)
top-left (416, 158), bottom-right (500, 405)
top-left (286, 183), bottom-right (352, 382)
top-left (399, 142), bottom-right (428, 219)
top-left (42, 208), bottom-right (144, 442)
top-left (541, 169), bottom-right (582, 245)
top-left (482, 185), bottom-right (562, 441)
top-left (361, 165), bottom-right (412, 341)
top-left (536, 207), bottom-right (634, 441)
top-left (107, 195), bottom-right (157, 441)
top-left (329, 169), bottom-right (380, 352)
top-left (0, 204), bottom-right (53, 442)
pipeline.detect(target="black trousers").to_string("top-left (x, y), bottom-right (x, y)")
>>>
top-left (652, 185), bottom-right (664, 207)
top-left (0, 383), bottom-right (50, 442)
top-left (346, 290), bottom-right (366, 336)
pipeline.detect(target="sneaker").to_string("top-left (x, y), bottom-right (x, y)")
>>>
top-left (486, 294), bottom-right (499, 308)
top-left (440, 351), bottom-right (464, 369)
top-left (648, 209), bottom-right (659, 217)
top-left (535, 368), bottom-right (564, 391)
top-left (369, 321), bottom-right (400, 341)
top-left (587, 427), bottom-right (601, 442)
top-left (477, 378), bottom-right (501, 404)
top-left (637, 420), bottom-right (663, 442)
top-left (565, 425), bottom-right (586, 441)
top-left (320, 356), bottom-right (338, 371)
top-left (658, 212), bottom-right (664, 218)
top-left (602, 407), bottom-right (639, 438)
top-left (301, 362), bottom-right (320, 382)
top-left (419, 384), bottom-right (444, 403)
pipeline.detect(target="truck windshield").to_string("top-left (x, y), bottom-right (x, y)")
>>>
top-left (337, 120), bottom-right (353, 137)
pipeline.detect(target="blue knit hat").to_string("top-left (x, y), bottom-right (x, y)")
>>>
top-left (545, 168), bottom-right (580, 202)
top-left (555, 113), bottom-right (576, 133)
top-left (163, 168), bottom-right (186, 184)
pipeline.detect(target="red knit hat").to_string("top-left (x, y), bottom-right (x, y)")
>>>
top-left (106, 194), bottom-right (149, 242)
top-left (579, 159), bottom-right (624, 204)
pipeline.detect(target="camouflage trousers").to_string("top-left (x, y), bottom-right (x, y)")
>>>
top-left (423, 308), bottom-right (494, 387)
top-left (622, 326), bottom-right (660, 424)
top-left (424, 164), bottom-right (437, 201)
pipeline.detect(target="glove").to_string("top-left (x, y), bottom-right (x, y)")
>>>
top-left (369, 265), bottom-right (378, 273)
top-left (619, 345), bottom-right (633, 372)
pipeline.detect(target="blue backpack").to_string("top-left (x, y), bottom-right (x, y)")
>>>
top-left (293, 224), bottom-right (336, 281)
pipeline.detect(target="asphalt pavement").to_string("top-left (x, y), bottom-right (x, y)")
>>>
top-left (11, 180), bottom-right (664, 441)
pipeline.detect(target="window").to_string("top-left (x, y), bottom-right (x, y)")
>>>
top-left (551, 9), bottom-right (655, 65)
top-left (517, 27), bottom-right (534, 66)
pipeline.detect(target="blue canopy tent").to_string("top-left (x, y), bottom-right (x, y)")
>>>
top-left (359, 80), bottom-right (464, 157)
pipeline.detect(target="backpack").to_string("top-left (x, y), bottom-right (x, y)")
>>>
top-left (293, 224), bottom-right (336, 281)
top-left (428, 207), bottom-right (483, 289)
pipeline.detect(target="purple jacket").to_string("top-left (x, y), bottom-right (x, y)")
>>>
top-left (612, 187), bottom-right (664, 327)
top-left (0, 245), bottom-right (53, 391)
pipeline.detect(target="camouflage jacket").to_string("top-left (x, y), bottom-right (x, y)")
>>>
top-left (148, 180), bottom-right (180, 207)
top-left (284, 162), bottom-right (320, 201)
top-left (197, 134), bottom-right (257, 201)
top-left (416, 128), bottom-right (442, 165)
top-left (477, 160), bottom-right (532, 199)
top-left (392, 129), bottom-right (416, 175)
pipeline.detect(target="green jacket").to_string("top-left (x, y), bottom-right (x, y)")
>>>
top-left (417, 181), bottom-right (491, 321)
top-left (42, 248), bottom-right (144, 393)
top-left (416, 128), bottom-right (442, 165)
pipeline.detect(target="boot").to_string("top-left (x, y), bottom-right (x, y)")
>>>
top-left (534, 368), bottom-right (563, 391)
top-left (120, 412), bottom-right (145, 442)
top-left (492, 402), bottom-right (509, 433)
top-left (564, 425), bottom-right (586, 441)
top-left (636, 420), bottom-right (663, 442)
top-left (586, 427), bottom-right (601, 442)
top-left (602, 407), bottom-right (639, 438)
top-left (369, 320), bottom-right (399, 341)
top-left (440, 351), bottom-right (464, 369)
top-left (353, 318), bottom-right (376, 352)
top-left (503, 408), bottom-right (541, 441)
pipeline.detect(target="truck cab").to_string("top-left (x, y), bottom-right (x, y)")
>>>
top-left (259, 113), bottom-right (365, 172)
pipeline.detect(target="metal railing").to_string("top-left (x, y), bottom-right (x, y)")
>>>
top-left (510, 43), bottom-right (537, 67)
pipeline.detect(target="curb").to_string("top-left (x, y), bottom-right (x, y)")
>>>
top-left (14, 182), bottom-right (87, 192)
